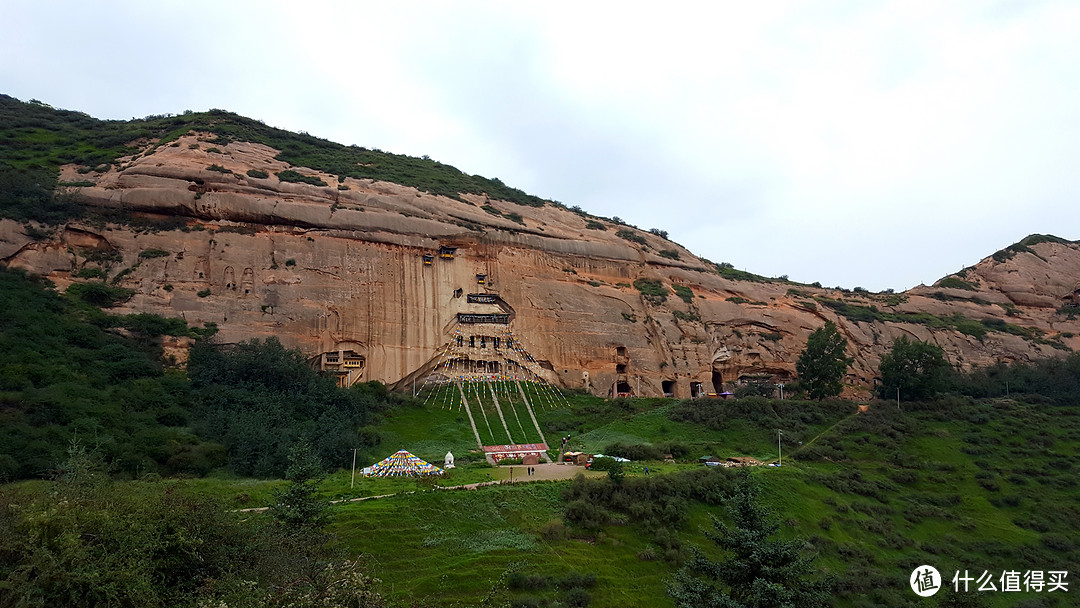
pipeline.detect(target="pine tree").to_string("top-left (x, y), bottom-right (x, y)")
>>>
top-left (270, 440), bottom-right (328, 529)
top-left (668, 479), bottom-right (830, 608)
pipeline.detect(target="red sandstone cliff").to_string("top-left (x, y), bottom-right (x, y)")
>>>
top-left (2, 133), bottom-right (1077, 398)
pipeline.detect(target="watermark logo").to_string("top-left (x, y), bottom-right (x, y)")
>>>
top-left (911, 565), bottom-right (942, 597)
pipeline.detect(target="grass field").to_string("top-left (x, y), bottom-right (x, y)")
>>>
top-left (324, 395), bottom-right (1080, 607)
top-left (6, 393), bottom-right (1077, 607)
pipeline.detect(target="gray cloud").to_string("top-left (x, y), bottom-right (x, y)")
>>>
top-left (2, 1), bottom-right (1077, 291)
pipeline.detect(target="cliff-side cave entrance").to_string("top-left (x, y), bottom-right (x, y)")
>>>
top-left (662, 380), bottom-right (676, 398)
top-left (616, 381), bottom-right (632, 397)
top-left (712, 371), bottom-right (723, 394)
top-left (691, 382), bottom-right (703, 398)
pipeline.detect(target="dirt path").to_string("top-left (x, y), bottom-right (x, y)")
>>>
top-left (463, 462), bottom-right (599, 485)
top-left (235, 463), bottom-right (598, 513)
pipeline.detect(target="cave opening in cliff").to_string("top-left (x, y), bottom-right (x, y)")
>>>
top-left (616, 381), bottom-right (631, 396)
top-left (712, 371), bottom-right (723, 394)
top-left (691, 381), bottom-right (703, 398)
top-left (662, 380), bottom-right (675, 397)
top-left (616, 363), bottom-right (627, 374)
top-left (616, 346), bottom-right (627, 358)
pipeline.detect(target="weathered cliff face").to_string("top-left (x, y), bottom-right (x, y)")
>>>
top-left (2, 134), bottom-right (1077, 398)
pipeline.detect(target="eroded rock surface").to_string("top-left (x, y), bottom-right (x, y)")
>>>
top-left (4, 134), bottom-right (1077, 398)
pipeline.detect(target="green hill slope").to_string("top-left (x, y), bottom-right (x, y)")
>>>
top-left (0, 94), bottom-right (550, 226)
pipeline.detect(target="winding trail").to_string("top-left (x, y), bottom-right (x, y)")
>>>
top-left (235, 463), bottom-right (598, 513)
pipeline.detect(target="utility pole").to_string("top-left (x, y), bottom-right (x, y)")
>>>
top-left (777, 383), bottom-right (785, 400)
top-left (897, 387), bottom-right (900, 410)
top-left (778, 429), bottom-right (782, 466)
top-left (350, 448), bottom-right (357, 489)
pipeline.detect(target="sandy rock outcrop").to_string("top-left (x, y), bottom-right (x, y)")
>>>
top-left (4, 134), bottom-right (1077, 399)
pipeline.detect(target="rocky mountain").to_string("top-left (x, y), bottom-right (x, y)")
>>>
top-left (2, 98), bottom-right (1077, 398)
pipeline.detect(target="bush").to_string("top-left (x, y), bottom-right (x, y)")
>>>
top-left (564, 499), bottom-right (609, 530)
top-left (507, 573), bottom-right (550, 591)
top-left (564, 587), bottom-right (592, 607)
top-left (246, 168), bottom-right (269, 179)
top-left (936, 277), bottom-right (977, 290)
top-left (673, 310), bottom-right (700, 322)
top-left (672, 284), bottom-right (694, 303)
top-left (616, 229), bottom-right (647, 245)
top-left (603, 442), bottom-right (663, 461)
top-left (654, 441), bottom-right (691, 459)
top-left (658, 249), bottom-right (680, 260)
top-left (66, 281), bottom-right (134, 307)
top-left (276, 169), bottom-right (328, 187)
top-left (585, 220), bottom-right (605, 230)
top-left (633, 278), bottom-right (667, 303)
top-left (139, 248), bottom-right (169, 258)
top-left (206, 164), bottom-right (230, 173)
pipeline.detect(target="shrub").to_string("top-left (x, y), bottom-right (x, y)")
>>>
top-left (654, 441), bottom-right (691, 459)
top-left (246, 168), bottom-right (269, 179)
top-left (585, 220), bottom-right (606, 230)
top-left (587, 456), bottom-right (619, 471)
top-left (538, 521), bottom-right (567, 541)
top-left (658, 249), bottom-right (680, 260)
top-left (673, 310), bottom-right (700, 322)
top-left (672, 285), bottom-right (694, 303)
top-left (564, 587), bottom-right (591, 607)
top-left (73, 267), bottom-right (106, 279)
top-left (508, 573), bottom-right (550, 591)
top-left (206, 164), bottom-right (230, 173)
top-left (616, 229), bottom-right (647, 245)
top-left (633, 278), bottom-right (667, 303)
top-left (603, 442), bottom-right (664, 461)
top-left (197, 289), bottom-right (211, 298)
top-left (564, 499), bottom-right (609, 530)
top-left (285, 259), bottom-right (296, 267)
top-left (276, 169), bottom-right (328, 187)
top-left (138, 248), bottom-right (169, 258)
top-left (66, 281), bottom-right (134, 307)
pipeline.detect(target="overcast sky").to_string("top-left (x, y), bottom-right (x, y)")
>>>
top-left (3, 1), bottom-right (1078, 291)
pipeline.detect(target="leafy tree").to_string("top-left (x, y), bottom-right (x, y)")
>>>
top-left (0, 165), bottom-right (82, 224)
top-left (668, 479), bottom-right (830, 608)
top-left (270, 440), bottom-right (328, 529)
top-left (795, 322), bottom-right (853, 399)
top-left (187, 338), bottom-right (385, 476)
top-left (0, 450), bottom-right (385, 607)
top-left (877, 336), bottom-right (950, 400)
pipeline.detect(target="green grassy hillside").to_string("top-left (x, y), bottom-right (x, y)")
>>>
top-left (327, 396), bottom-right (1078, 607)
